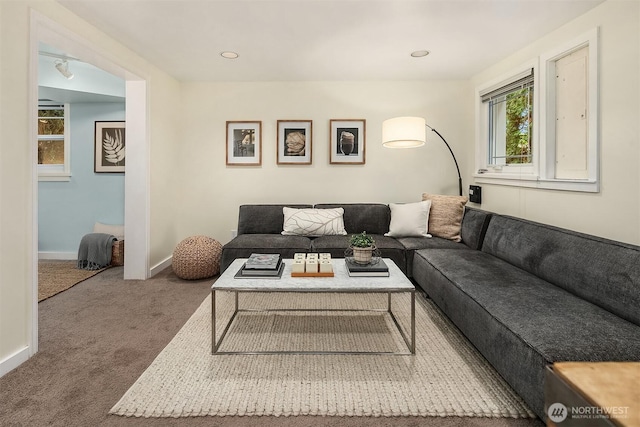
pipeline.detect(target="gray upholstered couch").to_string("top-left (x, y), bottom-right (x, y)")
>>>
top-left (413, 212), bottom-right (640, 419)
top-left (220, 203), bottom-right (640, 420)
top-left (220, 203), bottom-right (476, 275)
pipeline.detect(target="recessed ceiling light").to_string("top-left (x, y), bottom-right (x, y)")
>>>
top-left (220, 51), bottom-right (239, 59)
top-left (411, 50), bottom-right (430, 58)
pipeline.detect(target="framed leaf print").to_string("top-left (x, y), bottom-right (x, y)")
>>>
top-left (95, 121), bottom-right (125, 173)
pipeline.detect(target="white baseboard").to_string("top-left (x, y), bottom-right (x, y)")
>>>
top-left (38, 251), bottom-right (76, 260)
top-left (41, 252), bottom-right (173, 278)
top-left (0, 346), bottom-right (30, 378)
top-left (150, 255), bottom-right (172, 277)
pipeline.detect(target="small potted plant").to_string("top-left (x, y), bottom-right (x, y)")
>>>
top-left (349, 231), bottom-right (376, 264)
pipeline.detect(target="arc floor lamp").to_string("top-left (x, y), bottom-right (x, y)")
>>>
top-left (382, 116), bottom-right (463, 196)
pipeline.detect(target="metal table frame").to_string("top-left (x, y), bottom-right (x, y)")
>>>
top-left (212, 287), bottom-right (415, 356)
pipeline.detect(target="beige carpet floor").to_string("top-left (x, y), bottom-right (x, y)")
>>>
top-left (110, 292), bottom-right (535, 419)
top-left (38, 260), bottom-right (107, 301)
top-left (1, 266), bottom-right (543, 427)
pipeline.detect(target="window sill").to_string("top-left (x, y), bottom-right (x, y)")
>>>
top-left (38, 174), bottom-right (71, 182)
top-left (474, 173), bottom-right (599, 193)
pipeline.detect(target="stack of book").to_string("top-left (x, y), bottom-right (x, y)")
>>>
top-left (235, 253), bottom-right (284, 279)
top-left (345, 258), bottom-right (390, 277)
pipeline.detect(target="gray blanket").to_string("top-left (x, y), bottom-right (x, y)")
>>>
top-left (77, 233), bottom-right (116, 270)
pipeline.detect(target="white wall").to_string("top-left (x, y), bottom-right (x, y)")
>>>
top-left (0, 0), bottom-right (32, 375)
top-left (470, 0), bottom-right (640, 245)
top-left (0, 0), bottom-right (180, 375)
top-left (177, 80), bottom-right (473, 244)
top-left (148, 74), bottom-right (182, 269)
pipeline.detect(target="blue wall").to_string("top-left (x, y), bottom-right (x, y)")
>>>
top-left (38, 103), bottom-right (125, 255)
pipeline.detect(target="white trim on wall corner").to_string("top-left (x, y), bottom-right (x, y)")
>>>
top-left (0, 346), bottom-right (30, 378)
top-left (150, 256), bottom-right (173, 278)
top-left (38, 251), bottom-right (77, 260)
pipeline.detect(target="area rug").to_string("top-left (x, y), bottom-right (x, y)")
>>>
top-left (38, 260), bottom-right (106, 302)
top-left (110, 292), bottom-right (535, 419)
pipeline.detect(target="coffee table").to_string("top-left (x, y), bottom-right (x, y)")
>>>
top-left (212, 258), bottom-right (415, 355)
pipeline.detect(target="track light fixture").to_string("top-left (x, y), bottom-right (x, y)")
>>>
top-left (54, 60), bottom-right (74, 80)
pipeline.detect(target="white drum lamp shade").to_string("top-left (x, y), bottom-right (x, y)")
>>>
top-left (381, 115), bottom-right (464, 196)
top-left (382, 116), bottom-right (426, 148)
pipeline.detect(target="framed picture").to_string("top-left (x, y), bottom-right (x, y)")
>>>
top-left (95, 121), bottom-right (125, 173)
top-left (277, 120), bottom-right (312, 165)
top-left (329, 119), bottom-right (366, 164)
top-left (226, 121), bottom-right (262, 166)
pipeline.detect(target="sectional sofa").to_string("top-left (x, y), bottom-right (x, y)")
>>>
top-left (220, 202), bottom-right (475, 276)
top-left (220, 202), bottom-right (640, 420)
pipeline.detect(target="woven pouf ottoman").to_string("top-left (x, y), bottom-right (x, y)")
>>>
top-left (172, 235), bottom-right (222, 280)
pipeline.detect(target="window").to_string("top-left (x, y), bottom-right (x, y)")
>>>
top-left (483, 70), bottom-right (534, 167)
top-left (38, 103), bottom-right (70, 181)
top-left (475, 28), bottom-right (598, 192)
top-left (476, 64), bottom-right (538, 180)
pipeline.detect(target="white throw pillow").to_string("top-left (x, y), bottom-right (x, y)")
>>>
top-left (282, 207), bottom-right (347, 236)
top-left (384, 201), bottom-right (432, 238)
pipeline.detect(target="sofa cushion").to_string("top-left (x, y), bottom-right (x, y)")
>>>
top-left (460, 207), bottom-right (492, 250)
top-left (314, 204), bottom-right (390, 235)
top-left (413, 248), bottom-right (640, 419)
top-left (282, 207), bottom-right (347, 236)
top-left (482, 215), bottom-right (640, 326)
top-left (384, 201), bottom-right (432, 238)
top-left (398, 236), bottom-right (469, 279)
top-left (421, 194), bottom-right (468, 242)
top-left (237, 204), bottom-right (313, 235)
top-left (220, 234), bottom-right (312, 272)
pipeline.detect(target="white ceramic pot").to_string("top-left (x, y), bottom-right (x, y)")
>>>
top-left (351, 246), bottom-right (374, 264)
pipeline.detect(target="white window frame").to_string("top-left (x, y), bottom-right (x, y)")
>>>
top-left (539, 28), bottom-right (599, 192)
top-left (475, 60), bottom-right (540, 183)
top-left (38, 103), bottom-right (71, 182)
top-left (474, 28), bottom-right (599, 193)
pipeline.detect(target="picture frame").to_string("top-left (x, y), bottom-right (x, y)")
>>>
top-left (226, 121), bottom-right (262, 166)
top-left (277, 120), bottom-right (312, 165)
top-left (329, 119), bottom-right (366, 164)
top-left (95, 121), bottom-right (125, 173)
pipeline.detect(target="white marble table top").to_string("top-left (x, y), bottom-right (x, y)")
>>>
top-left (213, 258), bottom-right (415, 292)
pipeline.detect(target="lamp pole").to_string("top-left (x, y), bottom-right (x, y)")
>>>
top-left (426, 124), bottom-right (463, 197)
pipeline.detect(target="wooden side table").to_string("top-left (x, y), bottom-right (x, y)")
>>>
top-left (545, 362), bottom-right (640, 427)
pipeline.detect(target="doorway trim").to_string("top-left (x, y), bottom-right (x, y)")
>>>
top-left (30, 11), bottom-right (150, 355)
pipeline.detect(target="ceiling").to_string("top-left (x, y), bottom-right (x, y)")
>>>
top-left (39, 44), bottom-right (126, 103)
top-left (57, 0), bottom-right (604, 82)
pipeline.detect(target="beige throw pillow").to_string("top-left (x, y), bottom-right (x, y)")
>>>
top-left (421, 193), bottom-right (468, 242)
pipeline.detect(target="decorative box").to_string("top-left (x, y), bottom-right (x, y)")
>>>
top-left (319, 260), bottom-right (333, 273)
top-left (305, 259), bottom-right (318, 273)
top-left (291, 259), bottom-right (306, 273)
